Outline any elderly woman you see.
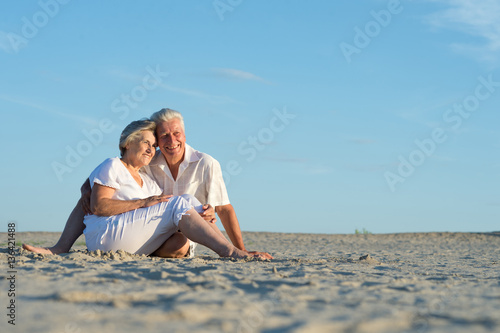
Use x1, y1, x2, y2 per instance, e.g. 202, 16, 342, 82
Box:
82, 119, 257, 259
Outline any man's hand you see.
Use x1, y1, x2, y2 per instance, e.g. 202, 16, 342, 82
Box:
80, 179, 92, 215
200, 204, 216, 223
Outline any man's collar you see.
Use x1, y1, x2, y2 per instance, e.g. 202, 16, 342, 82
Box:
149, 143, 199, 167
149, 150, 164, 166
182, 143, 200, 165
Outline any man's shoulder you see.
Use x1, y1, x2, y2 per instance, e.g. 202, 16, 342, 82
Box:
187, 144, 220, 166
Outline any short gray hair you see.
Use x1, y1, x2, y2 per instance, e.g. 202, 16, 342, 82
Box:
150, 108, 185, 132
119, 119, 156, 157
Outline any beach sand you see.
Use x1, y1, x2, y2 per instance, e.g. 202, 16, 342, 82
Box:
1, 231, 499, 332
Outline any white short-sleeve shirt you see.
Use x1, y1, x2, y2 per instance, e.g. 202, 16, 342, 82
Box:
142, 144, 230, 207
89, 157, 162, 199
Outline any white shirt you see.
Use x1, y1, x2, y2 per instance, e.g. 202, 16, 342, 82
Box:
89, 157, 162, 200
84, 157, 163, 243
142, 143, 230, 207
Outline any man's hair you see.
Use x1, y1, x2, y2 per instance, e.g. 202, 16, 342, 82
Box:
119, 119, 156, 157
150, 108, 185, 132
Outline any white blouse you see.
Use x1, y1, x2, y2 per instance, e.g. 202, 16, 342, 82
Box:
88, 157, 161, 200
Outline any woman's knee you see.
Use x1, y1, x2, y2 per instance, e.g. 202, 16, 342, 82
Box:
180, 193, 200, 205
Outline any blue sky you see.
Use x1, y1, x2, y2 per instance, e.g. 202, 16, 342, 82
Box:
1, 0, 499, 234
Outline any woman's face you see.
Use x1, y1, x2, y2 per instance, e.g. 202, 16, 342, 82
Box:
123, 130, 157, 167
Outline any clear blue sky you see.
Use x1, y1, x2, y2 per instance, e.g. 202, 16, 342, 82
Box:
1, 0, 499, 234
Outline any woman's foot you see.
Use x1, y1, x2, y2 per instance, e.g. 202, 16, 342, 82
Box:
22, 244, 59, 255
226, 247, 271, 260
247, 251, 274, 260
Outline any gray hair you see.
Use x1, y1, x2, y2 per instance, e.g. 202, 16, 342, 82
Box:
119, 119, 156, 157
150, 108, 185, 132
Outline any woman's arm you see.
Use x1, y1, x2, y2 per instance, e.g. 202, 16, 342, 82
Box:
90, 183, 171, 216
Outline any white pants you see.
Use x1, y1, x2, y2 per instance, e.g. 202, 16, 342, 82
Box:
84, 194, 203, 255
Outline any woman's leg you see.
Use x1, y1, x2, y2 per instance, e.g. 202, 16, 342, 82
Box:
92, 201, 181, 255
86, 196, 255, 259
177, 208, 248, 259
151, 194, 200, 258
179, 194, 228, 241
152, 194, 229, 258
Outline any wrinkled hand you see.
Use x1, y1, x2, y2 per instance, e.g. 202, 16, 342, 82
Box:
200, 204, 216, 223
142, 195, 173, 208
80, 179, 92, 215
247, 251, 274, 260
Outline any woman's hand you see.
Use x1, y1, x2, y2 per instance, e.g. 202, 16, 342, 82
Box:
142, 195, 173, 208
92, 185, 172, 217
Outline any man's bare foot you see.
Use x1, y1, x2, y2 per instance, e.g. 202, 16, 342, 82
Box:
22, 244, 59, 255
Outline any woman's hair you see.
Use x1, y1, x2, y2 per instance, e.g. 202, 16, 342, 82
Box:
150, 108, 185, 131
119, 119, 156, 157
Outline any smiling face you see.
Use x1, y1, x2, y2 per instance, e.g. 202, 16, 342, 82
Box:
122, 130, 157, 168
156, 119, 186, 164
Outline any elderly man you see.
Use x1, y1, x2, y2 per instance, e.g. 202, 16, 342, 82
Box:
24, 108, 272, 259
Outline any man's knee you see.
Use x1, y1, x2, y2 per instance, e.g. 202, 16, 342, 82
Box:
153, 232, 189, 258
169, 242, 190, 258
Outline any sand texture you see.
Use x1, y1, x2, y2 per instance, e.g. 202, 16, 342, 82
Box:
1, 231, 499, 332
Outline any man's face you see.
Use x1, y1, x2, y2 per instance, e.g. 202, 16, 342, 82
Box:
156, 119, 186, 161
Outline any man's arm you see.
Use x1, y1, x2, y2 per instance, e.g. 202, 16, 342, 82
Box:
22, 179, 90, 255
81, 178, 92, 214
215, 204, 246, 251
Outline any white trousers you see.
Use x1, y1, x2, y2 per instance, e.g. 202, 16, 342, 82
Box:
84, 194, 203, 255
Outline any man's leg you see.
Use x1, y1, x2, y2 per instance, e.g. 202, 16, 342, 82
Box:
22, 199, 86, 254
151, 231, 190, 258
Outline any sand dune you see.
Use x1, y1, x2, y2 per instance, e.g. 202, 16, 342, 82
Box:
1, 231, 499, 332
